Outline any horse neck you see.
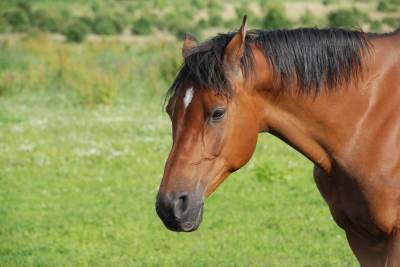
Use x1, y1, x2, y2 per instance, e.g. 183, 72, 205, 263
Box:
250, 48, 372, 173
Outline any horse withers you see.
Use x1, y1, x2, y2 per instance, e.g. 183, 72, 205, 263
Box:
156, 17, 400, 266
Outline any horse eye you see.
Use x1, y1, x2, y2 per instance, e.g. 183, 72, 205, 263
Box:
210, 107, 226, 122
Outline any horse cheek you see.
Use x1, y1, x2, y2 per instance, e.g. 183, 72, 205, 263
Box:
202, 121, 228, 157
228, 115, 259, 171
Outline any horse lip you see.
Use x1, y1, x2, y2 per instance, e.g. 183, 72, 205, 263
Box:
156, 192, 204, 232
161, 204, 203, 232
181, 204, 204, 232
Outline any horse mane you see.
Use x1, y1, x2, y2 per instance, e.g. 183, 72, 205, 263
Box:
167, 27, 372, 101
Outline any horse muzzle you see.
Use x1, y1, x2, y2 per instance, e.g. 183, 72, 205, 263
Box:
156, 191, 204, 232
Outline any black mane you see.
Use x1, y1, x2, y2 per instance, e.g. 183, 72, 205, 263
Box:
167, 27, 373, 100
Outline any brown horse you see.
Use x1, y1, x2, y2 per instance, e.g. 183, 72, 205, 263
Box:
156, 17, 400, 266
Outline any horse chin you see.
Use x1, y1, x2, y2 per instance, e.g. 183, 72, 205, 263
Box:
180, 204, 204, 232
171, 204, 204, 232
156, 197, 204, 232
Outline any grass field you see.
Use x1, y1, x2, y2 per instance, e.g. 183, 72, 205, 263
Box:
0, 34, 360, 266
0, 92, 356, 267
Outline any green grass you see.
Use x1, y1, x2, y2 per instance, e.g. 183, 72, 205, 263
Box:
0, 96, 356, 266
0, 35, 358, 266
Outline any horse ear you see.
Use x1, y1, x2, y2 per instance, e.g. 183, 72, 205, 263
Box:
182, 33, 198, 58
224, 16, 247, 75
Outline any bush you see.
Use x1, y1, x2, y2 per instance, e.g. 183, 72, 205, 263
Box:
322, 0, 336, 5
32, 9, 55, 32
369, 20, 383, 32
92, 15, 123, 35
131, 17, 152, 35
0, 16, 10, 33
16, 1, 32, 17
192, 0, 206, 9
382, 17, 399, 28
78, 16, 92, 29
3, 8, 31, 32
223, 18, 238, 29
235, 4, 253, 20
170, 21, 202, 40
157, 8, 201, 39
31, 9, 66, 33
234, 5, 261, 27
206, 0, 222, 12
222, 15, 261, 29
377, 0, 398, 12
209, 11, 223, 27
172, 19, 202, 41
299, 9, 318, 27
197, 18, 208, 28
328, 7, 370, 28
91, 2, 102, 13
263, 6, 293, 30
64, 19, 90, 43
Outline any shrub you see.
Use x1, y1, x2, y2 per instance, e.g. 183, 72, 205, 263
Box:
114, 11, 130, 27
251, 16, 264, 29
0, 17, 10, 33
64, 19, 90, 43
377, 0, 398, 12
235, 4, 253, 20
92, 15, 123, 35
263, 6, 293, 30
192, 0, 206, 9
34, 7, 72, 33
223, 18, 238, 29
79, 16, 92, 29
126, 3, 135, 13
131, 17, 152, 35
3, 8, 31, 32
299, 9, 318, 27
225, 15, 262, 30
382, 17, 399, 28
157, 11, 197, 39
206, 0, 222, 12
328, 7, 370, 28
174, 21, 202, 41
152, 15, 167, 32
234, 5, 260, 27
197, 18, 208, 28
369, 20, 383, 32
16, 1, 32, 17
31, 9, 65, 33
91, 2, 102, 13
322, 0, 336, 6
32, 9, 54, 31
209, 11, 223, 27
59, 7, 72, 22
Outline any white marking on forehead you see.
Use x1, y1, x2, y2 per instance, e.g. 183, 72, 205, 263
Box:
183, 87, 194, 109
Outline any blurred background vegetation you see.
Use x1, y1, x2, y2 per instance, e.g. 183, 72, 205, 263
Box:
0, 0, 399, 43
0, 0, 398, 106
0, 0, 399, 266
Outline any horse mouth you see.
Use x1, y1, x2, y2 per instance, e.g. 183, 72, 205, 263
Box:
180, 205, 204, 232
156, 200, 204, 232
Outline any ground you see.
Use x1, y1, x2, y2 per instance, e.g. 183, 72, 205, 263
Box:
0, 89, 356, 266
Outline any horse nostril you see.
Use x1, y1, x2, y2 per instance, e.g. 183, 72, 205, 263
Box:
173, 193, 189, 219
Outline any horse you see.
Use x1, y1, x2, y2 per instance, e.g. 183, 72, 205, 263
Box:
155, 16, 400, 266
